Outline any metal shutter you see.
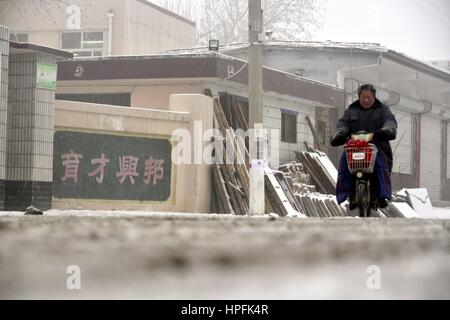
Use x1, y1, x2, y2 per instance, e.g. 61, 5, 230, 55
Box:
420, 115, 442, 201
448, 122, 450, 179
391, 109, 412, 174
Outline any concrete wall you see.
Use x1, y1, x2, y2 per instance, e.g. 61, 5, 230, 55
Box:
131, 84, 203, 109
53, 94, 213, 213
168, 94, 213, 213
56, 82, 204, 110
125, 0, 196, 55
0, 0, 195, 56
0, 25, 8, 209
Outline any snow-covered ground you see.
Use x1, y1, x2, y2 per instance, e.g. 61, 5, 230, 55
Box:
1, 211, 449, 299
429, 207, 450, 219
2, 206, 449, 219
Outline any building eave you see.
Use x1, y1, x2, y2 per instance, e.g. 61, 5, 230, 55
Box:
384, 50, 450, 83
9, 41, 73, 59
57, 53, 345, 108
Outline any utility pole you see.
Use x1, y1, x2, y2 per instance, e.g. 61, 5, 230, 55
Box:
248, 0, 263, 128
248, 0, 265, 215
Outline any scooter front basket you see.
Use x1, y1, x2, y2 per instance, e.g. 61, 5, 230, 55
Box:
344, 145, 378, 174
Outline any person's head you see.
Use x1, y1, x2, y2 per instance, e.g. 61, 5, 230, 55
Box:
358, 84, 377, 109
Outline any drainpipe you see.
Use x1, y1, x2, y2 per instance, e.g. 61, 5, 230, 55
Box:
107, 11, 114, 56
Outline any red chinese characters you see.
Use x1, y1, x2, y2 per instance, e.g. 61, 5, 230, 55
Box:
116, 156, 140, 184
88, 153, 110, 184
60, 150, 165, 186
144, 156, 165, 185
61, 150, 83, 183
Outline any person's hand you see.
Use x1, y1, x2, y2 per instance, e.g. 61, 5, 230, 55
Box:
330, 130, 347, 146
375, 127, 396, 140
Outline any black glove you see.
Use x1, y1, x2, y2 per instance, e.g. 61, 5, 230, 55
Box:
375, 127, 396, 140
330, 130, 348, 147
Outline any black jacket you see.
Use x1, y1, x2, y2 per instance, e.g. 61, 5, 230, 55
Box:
330, 99, 398, 171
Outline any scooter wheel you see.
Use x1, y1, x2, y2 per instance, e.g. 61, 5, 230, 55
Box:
357, 183, 368, 218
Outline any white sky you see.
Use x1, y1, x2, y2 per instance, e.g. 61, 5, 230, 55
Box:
314, 0, 450, 61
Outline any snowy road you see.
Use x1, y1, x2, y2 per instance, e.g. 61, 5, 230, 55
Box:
0, 211, 449, 299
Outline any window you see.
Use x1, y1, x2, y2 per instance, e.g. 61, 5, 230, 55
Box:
9, 33, 28, 42
281, 109, 298, 143
61, 32, 82, 49
82, 32, 103, 49
61, 31, 104, 57
55, 93, 131, 107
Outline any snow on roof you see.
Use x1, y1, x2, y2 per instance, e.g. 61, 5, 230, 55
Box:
71, 51, 220, 62
167, 40, 450, 78
167, 40, 388, 54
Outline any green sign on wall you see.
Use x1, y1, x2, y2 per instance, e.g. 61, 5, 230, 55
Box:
36, 62, 57, 90
53, 131, 173, 202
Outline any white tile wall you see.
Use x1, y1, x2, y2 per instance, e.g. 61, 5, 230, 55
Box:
6, 50, 56, 182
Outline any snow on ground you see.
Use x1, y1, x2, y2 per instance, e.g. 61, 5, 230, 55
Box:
430, 207, 450, 219
1, 213, 449, 299
2, 206, 449, 219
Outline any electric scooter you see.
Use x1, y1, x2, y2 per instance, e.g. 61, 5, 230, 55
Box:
344, 131, 378, 218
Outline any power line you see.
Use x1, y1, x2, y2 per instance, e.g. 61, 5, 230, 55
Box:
410, 0, 450, 27
39, 0, 56, 24
425, 0, 450, 22
409, 0, 450, 29
8, 0, 31, 29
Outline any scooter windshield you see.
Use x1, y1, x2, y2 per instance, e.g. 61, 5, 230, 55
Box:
351, 133, 374, 142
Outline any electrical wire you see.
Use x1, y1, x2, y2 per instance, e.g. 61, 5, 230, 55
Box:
8, 0, 31, 29
409, 0, 450, 29
424, 0, 450, 22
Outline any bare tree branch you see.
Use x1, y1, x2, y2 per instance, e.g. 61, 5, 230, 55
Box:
154, 0, 325, 45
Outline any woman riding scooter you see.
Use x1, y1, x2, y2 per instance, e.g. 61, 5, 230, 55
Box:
330, 84, 398, 212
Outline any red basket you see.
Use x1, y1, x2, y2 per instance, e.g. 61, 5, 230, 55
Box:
344, 145, 377, 173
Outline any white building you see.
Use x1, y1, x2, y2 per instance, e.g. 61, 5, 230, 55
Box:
0, 0, 196, 57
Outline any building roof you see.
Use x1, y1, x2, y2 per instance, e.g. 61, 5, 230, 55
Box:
168, 40, 450, 82
169, 41, 388, 54
57, 52, 345, 108
136, 0, 196, 27
9, 41, 73, 59
385, 50, 450, 82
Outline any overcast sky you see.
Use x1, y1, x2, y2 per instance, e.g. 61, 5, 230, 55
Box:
150, 0, 449, 60
315, 0, 450, 61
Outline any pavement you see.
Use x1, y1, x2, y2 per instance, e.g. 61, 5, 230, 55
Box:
0, 210, 449, 299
